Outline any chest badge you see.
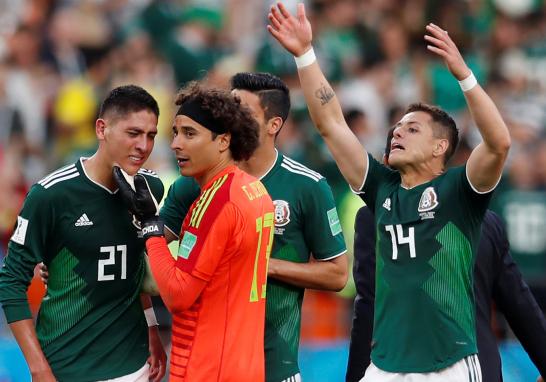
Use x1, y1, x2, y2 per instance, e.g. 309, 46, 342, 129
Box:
273, 200, 290, 235
418, 186, 438, 220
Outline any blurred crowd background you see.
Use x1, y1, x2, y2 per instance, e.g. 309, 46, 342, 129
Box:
0, 0, 545, 380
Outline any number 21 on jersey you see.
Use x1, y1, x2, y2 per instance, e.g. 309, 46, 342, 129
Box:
385, 224, 416, 260
250, 212, 275, 302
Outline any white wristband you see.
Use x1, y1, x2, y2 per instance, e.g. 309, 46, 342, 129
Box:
144, 307, 158, 327
458, 71, 477, 92
294, 47, 316, 69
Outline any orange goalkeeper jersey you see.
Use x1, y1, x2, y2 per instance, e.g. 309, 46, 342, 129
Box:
160, 165, 273, 381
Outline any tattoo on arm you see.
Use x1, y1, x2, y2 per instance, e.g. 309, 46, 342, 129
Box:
315, 84, 335, 105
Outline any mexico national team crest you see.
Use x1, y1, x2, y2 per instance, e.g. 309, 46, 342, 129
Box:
273, 200, 290, 234
418, 186, 438, 219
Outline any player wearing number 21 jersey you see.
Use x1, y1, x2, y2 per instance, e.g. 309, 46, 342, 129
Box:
0, 159, 164, 381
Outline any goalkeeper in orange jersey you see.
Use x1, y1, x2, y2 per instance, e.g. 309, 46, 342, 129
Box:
114, 82, 274, 382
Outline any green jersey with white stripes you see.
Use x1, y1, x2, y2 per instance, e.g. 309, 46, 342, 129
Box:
0, 159, 164, 382
358, 154, 491, 372
160, 152, 347, 382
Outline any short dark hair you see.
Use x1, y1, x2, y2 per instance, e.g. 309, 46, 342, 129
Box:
230, 72, 290, 127
404, 102, 459, 164
99, 85, 159, 121
175, 82, 259, 162
384, 126, 395, 158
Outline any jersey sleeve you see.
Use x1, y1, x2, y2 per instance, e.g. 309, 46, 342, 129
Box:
160, 176, 201, 238
359, 154, 398, 213
0, 185, 53, 322
302, 178, 347, 261
453, 165, 493, 220
176, 202, 240, 282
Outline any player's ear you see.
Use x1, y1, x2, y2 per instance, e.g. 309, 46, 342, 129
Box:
267, 116, 283, 136
218, 132, 231, 153
433, 138, 448, 157
96, 119, 107, 140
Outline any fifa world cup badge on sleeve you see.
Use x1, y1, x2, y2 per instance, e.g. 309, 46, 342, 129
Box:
11, 216, 29, 245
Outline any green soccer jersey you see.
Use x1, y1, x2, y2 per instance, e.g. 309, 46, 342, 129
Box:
0, 159, 164, 382
160, 152, 347, 381
359, 154, 491, 373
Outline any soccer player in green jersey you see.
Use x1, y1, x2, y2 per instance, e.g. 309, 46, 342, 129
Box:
0, 85, 167, 382
268, 3, 511, 381
160, 72, 348, 382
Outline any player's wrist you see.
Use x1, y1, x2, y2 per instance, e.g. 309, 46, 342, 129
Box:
144, 307, 159, 327
141, 217, 164, 241
294, 46, 316, 69
458, 70, 477, 92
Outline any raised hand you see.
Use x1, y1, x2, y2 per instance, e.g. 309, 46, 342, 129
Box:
267, 3, 312, 57
424, 23, 471, 81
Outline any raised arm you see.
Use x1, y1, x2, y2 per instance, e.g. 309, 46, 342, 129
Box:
425, 23, 510, 191
267, 3, 367, 190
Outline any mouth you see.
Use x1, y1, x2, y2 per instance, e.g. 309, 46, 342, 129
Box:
390, 142, 405, 153
176, 156, 189, 167
129, 155, 145, 164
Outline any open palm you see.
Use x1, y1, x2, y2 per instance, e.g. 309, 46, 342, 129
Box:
267, 3, 312, 57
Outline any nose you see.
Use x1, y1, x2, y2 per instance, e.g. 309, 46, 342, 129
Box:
393, 126, 403, 138
170, 134, 183, 152
136, 135, 153, 153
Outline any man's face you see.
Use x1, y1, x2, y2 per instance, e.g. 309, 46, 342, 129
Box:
101, 109, 158, 175
171, 114, 227, 180
232, 89, 267, 143
388, 111, 437, 169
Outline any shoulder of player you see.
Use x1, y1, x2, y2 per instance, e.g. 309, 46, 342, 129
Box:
278, 155, 325, 185
35, 163, 81, 193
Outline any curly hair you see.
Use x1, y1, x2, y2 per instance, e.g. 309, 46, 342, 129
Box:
175, 82, 259, 162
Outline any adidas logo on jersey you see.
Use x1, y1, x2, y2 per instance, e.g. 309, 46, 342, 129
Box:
383, 198, 391, 211
75, 213, 93, 227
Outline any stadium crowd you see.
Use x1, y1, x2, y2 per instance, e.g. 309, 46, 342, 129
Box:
0, 0, 545, 378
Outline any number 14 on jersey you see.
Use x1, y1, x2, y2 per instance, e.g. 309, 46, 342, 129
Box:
385, 224, 416, 260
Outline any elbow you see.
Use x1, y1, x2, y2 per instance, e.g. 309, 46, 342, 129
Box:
496, 132, 511, 155
330, 269, 349, 292
167, 299, 194, 315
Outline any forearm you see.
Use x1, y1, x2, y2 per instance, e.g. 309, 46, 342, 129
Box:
146, 237, 206, 313
9, 319, 52, 375
463, 84, 511, 154
268, 256, 348, 291
298, 62, 367, 189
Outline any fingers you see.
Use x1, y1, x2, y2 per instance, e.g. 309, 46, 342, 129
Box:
425, 23, 454, 47
112, 166, 135, 192
134, 174, 149, 193
426, 44, 448, 59
268, 12, 282, 31
270, 4, 285, 25
277, 2, 292, 19
424, 34, 449, 54
147, 357, 159, 380
297, 3, 306, 23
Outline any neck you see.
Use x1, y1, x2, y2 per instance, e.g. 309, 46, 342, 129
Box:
399, 163, 444, 189
196, 157, 235, 188
83, 152, 116, 191
238, 143, 277, 179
